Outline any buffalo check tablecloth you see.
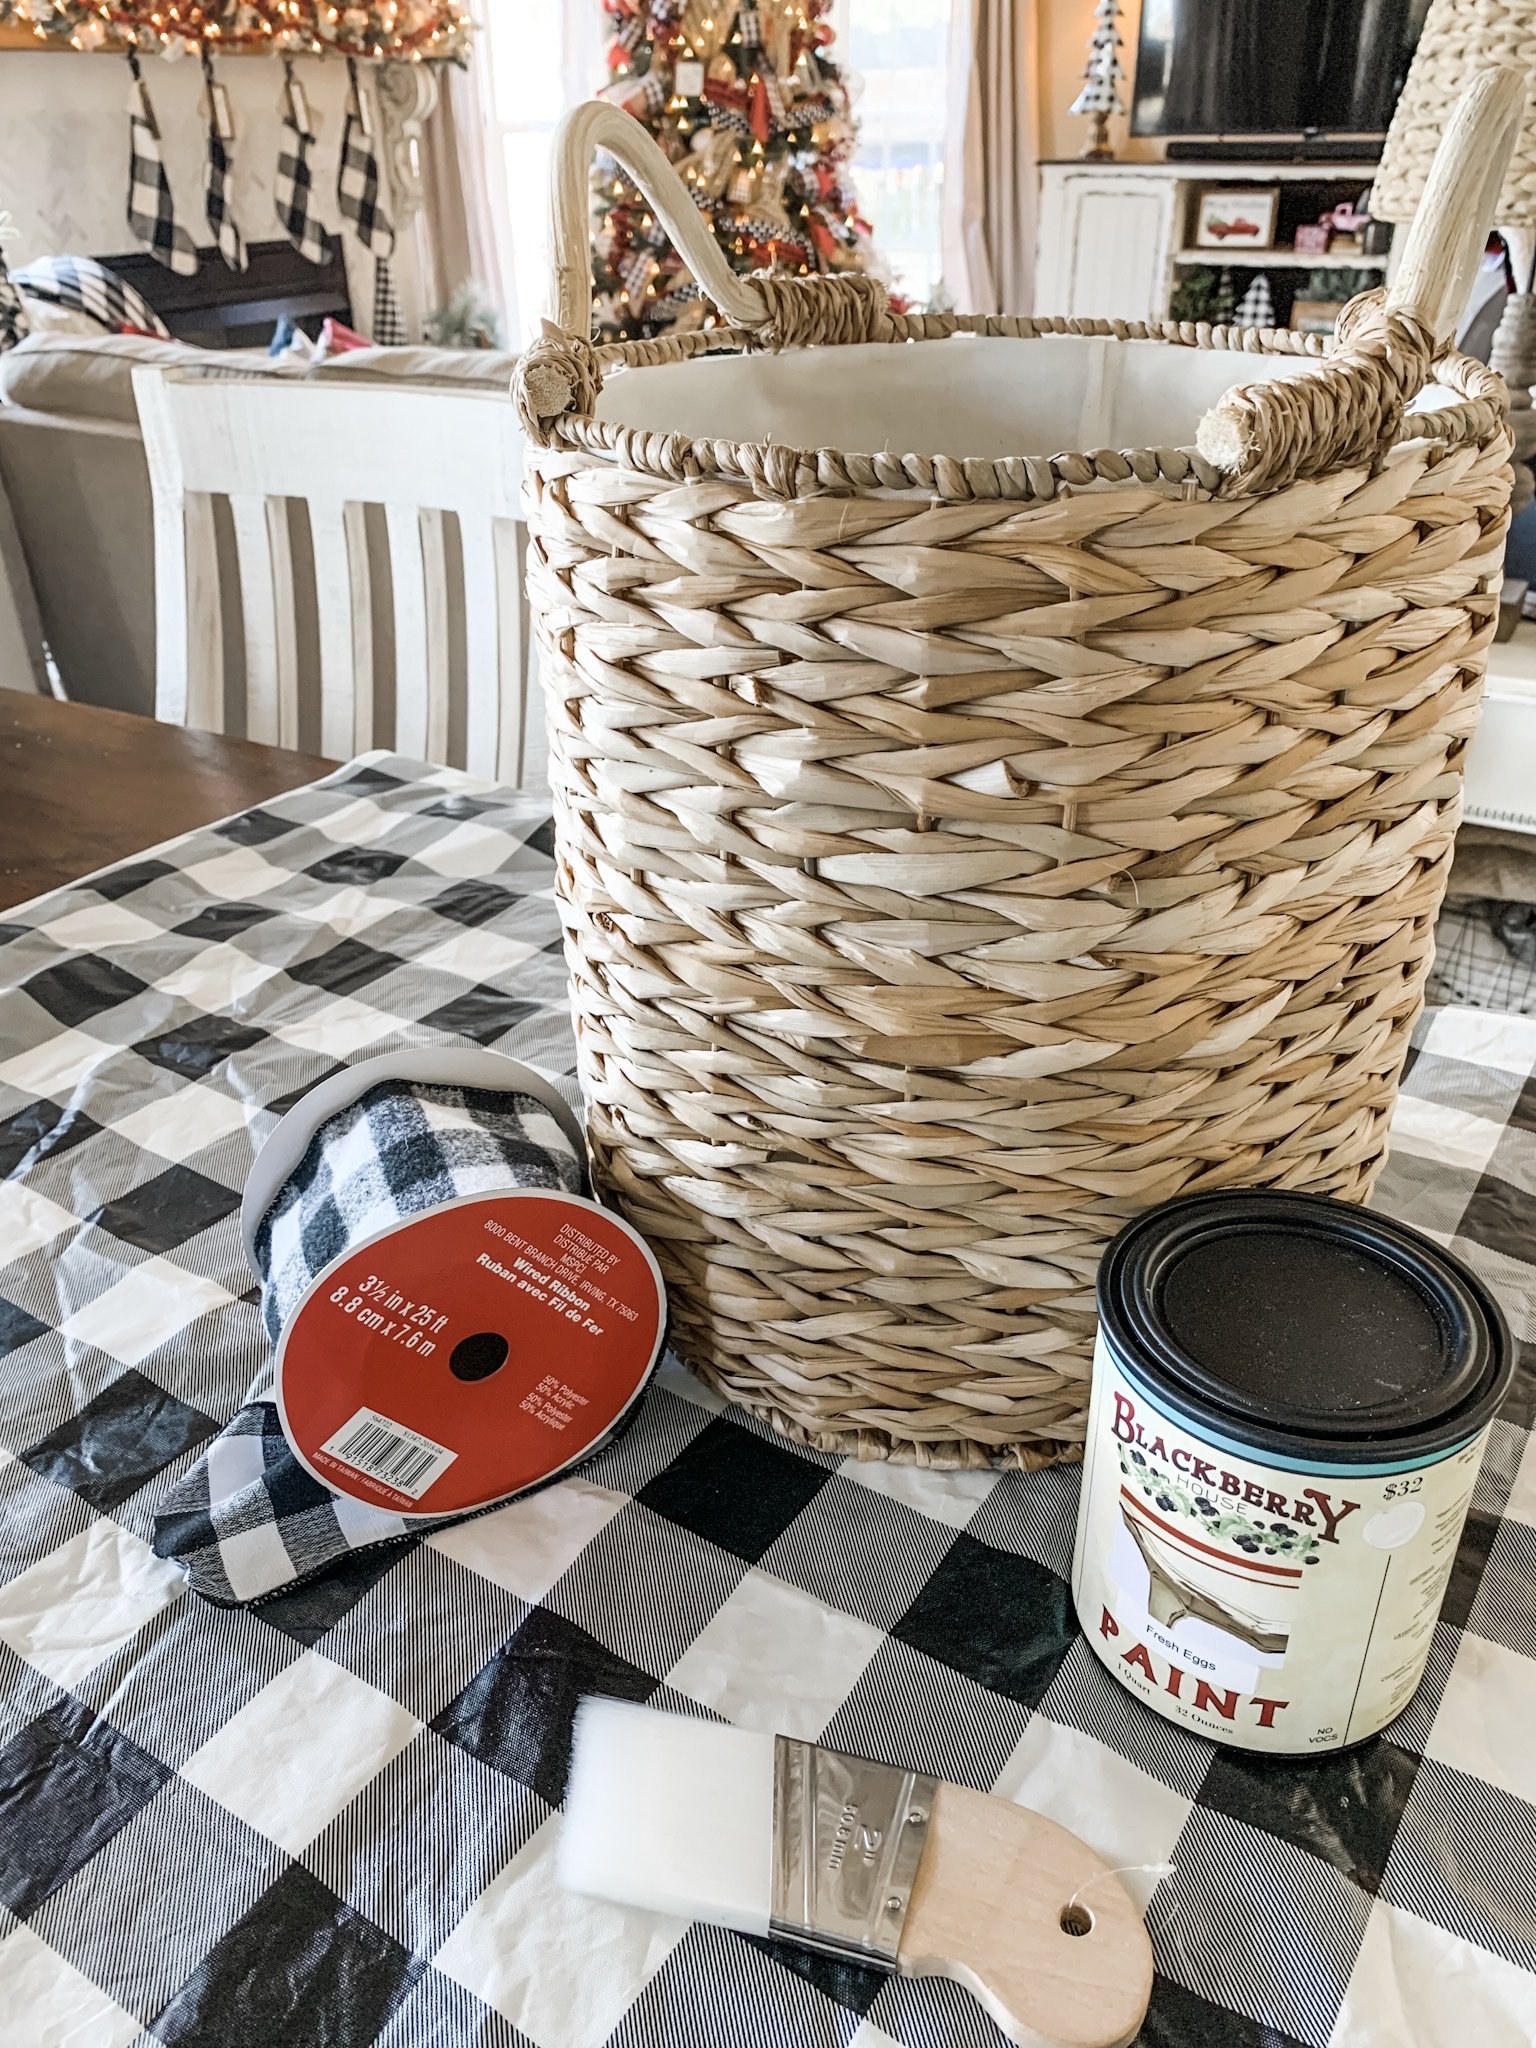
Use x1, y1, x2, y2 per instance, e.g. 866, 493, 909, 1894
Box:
0, 753, 1534, 2048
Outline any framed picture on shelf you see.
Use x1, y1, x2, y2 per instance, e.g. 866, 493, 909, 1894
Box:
1193, 188, 1278, 251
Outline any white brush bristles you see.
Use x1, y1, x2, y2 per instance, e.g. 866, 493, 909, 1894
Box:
559, 1697, 776, 1935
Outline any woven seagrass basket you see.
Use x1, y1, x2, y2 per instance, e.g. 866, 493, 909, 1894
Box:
516, 75, 1522, 1470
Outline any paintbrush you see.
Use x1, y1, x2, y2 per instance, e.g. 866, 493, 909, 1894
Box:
559, 1697, 1153, 2048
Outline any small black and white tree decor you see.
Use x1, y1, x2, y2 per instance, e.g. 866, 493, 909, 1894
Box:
1069, 0, 1125, 161
1234, 272, 1275, 329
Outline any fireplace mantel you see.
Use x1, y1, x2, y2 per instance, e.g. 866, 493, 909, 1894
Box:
0, 48, 435, 340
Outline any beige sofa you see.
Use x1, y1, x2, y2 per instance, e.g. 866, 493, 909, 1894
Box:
0, 332, 518, 716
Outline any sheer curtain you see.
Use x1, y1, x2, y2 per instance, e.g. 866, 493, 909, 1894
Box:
837, 0, 952, 307
940, 0, 1038, 315
427, 0, 605, 347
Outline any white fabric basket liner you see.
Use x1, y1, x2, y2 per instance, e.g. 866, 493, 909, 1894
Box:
592, 335, 1466, 466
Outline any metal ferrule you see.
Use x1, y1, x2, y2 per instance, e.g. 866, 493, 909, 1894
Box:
769, 1737, 936, 1968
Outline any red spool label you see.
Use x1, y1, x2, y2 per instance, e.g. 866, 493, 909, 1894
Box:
275, 1191, 665, 1518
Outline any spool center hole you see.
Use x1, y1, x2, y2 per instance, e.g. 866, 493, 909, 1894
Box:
1059, 1902, 1093, 1938
450, 1331, 510, 1382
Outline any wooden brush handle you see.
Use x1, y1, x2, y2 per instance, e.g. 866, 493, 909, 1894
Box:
896, 1780, 1153, 2048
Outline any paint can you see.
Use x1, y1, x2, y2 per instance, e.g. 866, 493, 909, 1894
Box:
1072, 1190, 1512, 1753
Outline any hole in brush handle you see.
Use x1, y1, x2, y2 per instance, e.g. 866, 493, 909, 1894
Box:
1059, 1902, 1094, 1937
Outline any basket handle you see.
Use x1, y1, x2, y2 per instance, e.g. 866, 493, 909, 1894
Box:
548, 99, 769, 339
1196, 66, 1528, 494
1386, 65, 1526, 342
515, 99, 893, 437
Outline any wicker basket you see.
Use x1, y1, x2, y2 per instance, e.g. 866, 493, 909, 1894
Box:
517, 74, 1523, 1471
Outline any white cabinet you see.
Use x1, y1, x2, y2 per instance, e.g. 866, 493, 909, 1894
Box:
1035, 160, 1384, 325
1036, 169, 1176, 323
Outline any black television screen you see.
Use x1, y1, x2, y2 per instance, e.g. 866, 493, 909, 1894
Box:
1131, 0, 1429, 140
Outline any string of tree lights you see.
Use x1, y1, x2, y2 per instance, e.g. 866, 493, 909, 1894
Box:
0, 0, 470, 61
592, 0, 879, 340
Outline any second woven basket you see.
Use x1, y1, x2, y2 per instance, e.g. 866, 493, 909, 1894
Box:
518, 74, 1523, 1469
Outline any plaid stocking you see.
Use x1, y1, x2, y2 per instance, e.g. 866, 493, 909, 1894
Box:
337, 57, 405, 341
202, 49, 247, 272
275, 59, 331, 266
336, 59, 394, 256
127, 52, 198, 276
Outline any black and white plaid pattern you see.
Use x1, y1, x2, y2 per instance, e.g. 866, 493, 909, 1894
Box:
650, 278, 703, 323
337, 60, 394, 260
0, 754, 1534, 2047
1235, 273, 1276, 328
201, 49, 247, 274
617, 244, 656, 299
275, 59, 331, 268
1430, 899, 1536, 1015
337, 56, 405, 343
254, 1081, 583, 1348
371, 254, 406, 345
12, 252, 171, 338
152, 1080, 585, 1605
0, 246, 28, 352
636, 70, 668, 117
126, 52, 198, 278
708, 97, 754, 138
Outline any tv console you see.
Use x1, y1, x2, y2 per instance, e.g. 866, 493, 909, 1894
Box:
1166, 139, 1382, 165
1035, 158, 1387, 328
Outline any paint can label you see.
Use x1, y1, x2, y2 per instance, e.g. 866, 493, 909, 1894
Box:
1072, 1329, 1489, 1751
277, 1190, 665, 1519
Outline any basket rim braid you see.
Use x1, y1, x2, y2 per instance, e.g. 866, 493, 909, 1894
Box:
522, 301, 1506, 507
516, 75, 1525, 1467
516, 90, 1517, 505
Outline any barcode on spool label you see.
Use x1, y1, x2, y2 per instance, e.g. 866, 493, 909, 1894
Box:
318, 1407, 457, 1501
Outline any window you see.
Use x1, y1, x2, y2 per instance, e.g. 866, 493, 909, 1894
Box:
482, 3, 605, 339
838, 0, 952, 307
477, 0, 954, 335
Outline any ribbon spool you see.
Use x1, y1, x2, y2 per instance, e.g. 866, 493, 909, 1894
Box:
242, 1050, 667, 1522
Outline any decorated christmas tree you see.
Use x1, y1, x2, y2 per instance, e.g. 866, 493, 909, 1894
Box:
1069, 0, 1125, 161
591, 0, 875, 341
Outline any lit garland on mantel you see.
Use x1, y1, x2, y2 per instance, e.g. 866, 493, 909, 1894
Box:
0, 0, 470, 62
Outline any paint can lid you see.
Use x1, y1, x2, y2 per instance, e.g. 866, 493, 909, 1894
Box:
1097, 1191, 1513, 1464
